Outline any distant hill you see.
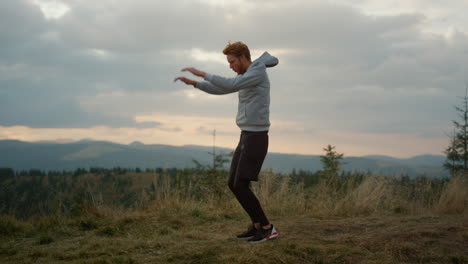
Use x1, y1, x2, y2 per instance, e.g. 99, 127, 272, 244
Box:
0, 140, 449, 177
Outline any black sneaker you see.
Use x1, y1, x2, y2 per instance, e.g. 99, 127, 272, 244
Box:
236, 224, 257, 239
248, 225, 279, 243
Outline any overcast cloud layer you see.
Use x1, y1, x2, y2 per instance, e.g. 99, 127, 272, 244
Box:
1, 0, 467, 157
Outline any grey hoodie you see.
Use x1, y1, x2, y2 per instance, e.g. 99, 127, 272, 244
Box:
196, 52, 279, 132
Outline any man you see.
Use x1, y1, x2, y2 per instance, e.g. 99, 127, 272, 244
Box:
174, 41, 279, 243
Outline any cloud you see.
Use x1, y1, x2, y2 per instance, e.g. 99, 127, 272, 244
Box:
32, 0, 70, 20
1, 0, 467, 156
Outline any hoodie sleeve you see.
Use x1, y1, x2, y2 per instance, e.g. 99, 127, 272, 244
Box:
201, 63, 265, 93
195, 80, 237, 95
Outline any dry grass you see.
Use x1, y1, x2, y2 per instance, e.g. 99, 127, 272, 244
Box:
436, 175, 468, 215
1, 171, 467, 263
1, 203, 467, 264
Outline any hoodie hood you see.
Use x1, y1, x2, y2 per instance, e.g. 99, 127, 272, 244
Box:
254, 51, 279, 68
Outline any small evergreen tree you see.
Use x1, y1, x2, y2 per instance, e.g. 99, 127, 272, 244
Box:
319, 145, 345, 194
444, 88, 468, 177
320, 145, 344, 177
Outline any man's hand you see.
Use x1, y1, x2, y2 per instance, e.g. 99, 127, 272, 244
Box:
182, 67, 206, 78
174, 76, 197, 87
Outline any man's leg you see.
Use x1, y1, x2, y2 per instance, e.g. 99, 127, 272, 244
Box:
228, 131, 278, 242
229, 177, 278, 243
228, 178, 270, 227
228, 133, 269, 227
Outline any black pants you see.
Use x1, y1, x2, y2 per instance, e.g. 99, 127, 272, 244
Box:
228, 131, 269, 226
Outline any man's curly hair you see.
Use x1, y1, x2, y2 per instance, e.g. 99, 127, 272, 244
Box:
223, 41, 251, 61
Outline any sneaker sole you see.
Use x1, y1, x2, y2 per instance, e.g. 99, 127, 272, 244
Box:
248, 232, 279, 243
237, 236, 254, 240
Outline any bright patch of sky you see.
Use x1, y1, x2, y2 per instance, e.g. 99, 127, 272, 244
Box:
32, 0, 70, 20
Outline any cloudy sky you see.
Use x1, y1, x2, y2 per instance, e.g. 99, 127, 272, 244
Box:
1, 0, 468, 158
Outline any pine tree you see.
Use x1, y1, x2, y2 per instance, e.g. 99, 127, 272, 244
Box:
320, 145, 344, 177
444, 87, 468, 177
320, 145, 344, 192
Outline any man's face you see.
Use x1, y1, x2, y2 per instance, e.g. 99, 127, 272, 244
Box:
227, 54, 247, 75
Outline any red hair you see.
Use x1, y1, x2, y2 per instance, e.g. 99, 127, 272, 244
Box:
223, 41, 251, 61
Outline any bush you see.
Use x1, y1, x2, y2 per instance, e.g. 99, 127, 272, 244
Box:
37, 233, 54, 245
0, 216, 24, 236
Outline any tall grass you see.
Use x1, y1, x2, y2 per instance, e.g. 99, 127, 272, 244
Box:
252, 171, 465, 217
436, 174, 468, 214
137, 169, 461, 218
0, 168, 466, 222
2, 169, 467, 264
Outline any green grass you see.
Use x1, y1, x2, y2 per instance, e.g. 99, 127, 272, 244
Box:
1, 171, 467, 263
0, 201, 467, 264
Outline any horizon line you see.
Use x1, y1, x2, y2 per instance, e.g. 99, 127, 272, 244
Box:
0, 138, 445, 159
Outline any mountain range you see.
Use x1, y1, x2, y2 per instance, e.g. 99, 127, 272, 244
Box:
0, 140, 449, 178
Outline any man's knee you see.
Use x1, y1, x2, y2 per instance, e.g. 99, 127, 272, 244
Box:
229, 179, 248, 194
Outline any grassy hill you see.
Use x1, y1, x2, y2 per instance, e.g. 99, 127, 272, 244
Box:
1, 207, 467, 263
1, 169, 466, 263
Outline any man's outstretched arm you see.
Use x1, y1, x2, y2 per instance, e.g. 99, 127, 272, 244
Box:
196, 80, 238, 95
174, 76, 197, 87
174, 67, 237, 95
181, 66, 264, 92
174, 76, 237, 95
173, 67, 206, 86
181, 67, 206, 78
204, 66, 264, 91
